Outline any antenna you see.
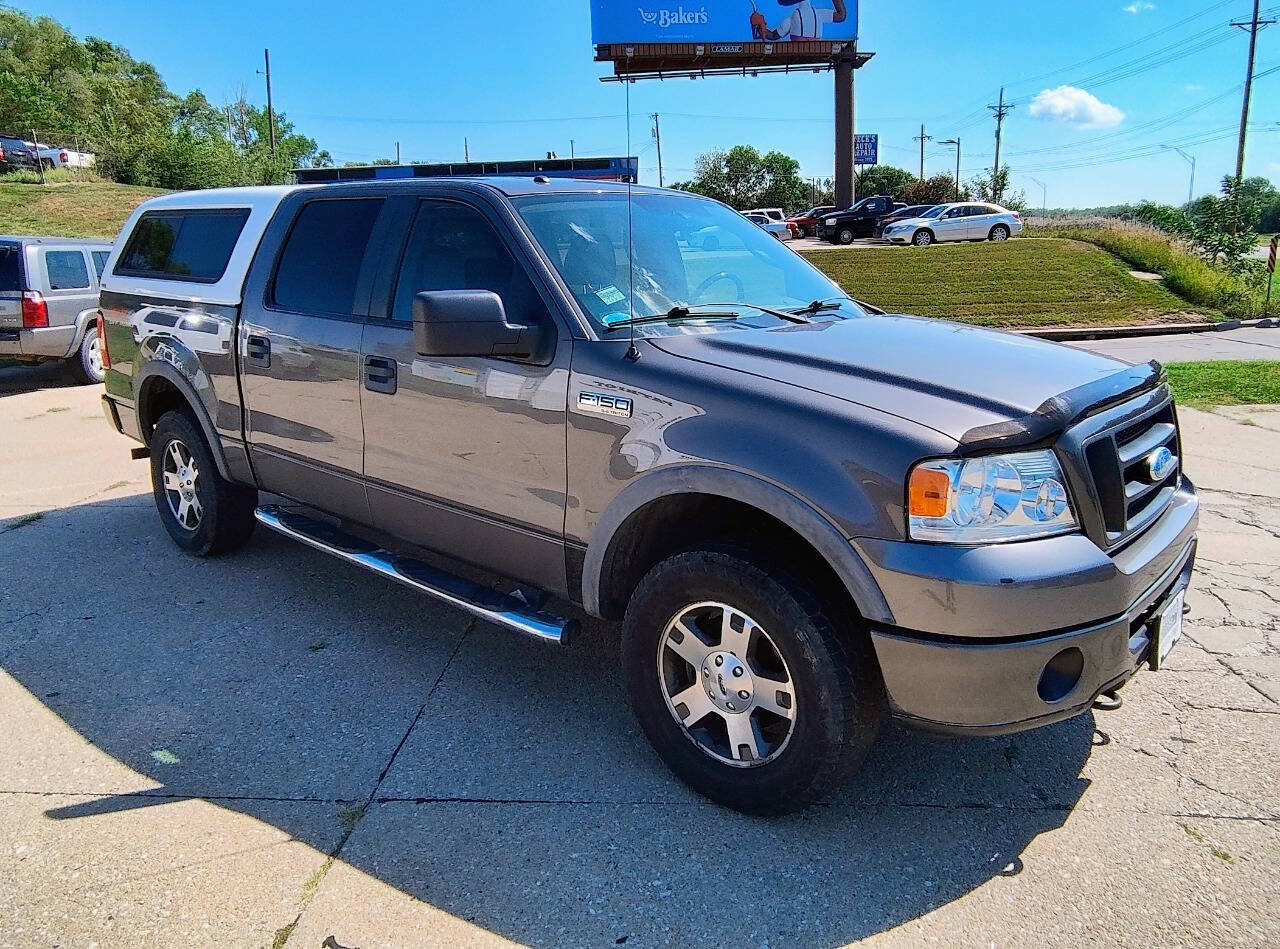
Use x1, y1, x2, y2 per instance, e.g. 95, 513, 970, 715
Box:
624, 67, 639, 361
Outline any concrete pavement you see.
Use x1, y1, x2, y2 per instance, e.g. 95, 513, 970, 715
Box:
1071, 326, 1280, 365
1, 368, 1277, 948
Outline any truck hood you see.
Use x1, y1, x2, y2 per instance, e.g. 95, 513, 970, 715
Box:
647, 315, 1143, 445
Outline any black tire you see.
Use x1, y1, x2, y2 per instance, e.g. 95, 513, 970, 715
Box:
912, 229, 934, 247
150, 410, 257, 557
622, 545, 886, 815
797, 225, 809, 239
837, 227, 856, 245
989, 224, 1010, 242
67, 327, 104, 385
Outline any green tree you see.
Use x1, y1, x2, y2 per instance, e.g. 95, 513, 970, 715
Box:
671, 145, 809, 211
969, 166, 1028, 213
855, 165, 916, 200
902, 175, 967, 205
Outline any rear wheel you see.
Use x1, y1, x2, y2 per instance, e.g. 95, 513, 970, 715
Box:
150, 410, 257, 556
989, 224, 1011, 242
912, 229, 934, 247
623, 546, 885, 815
68, 328, 104, 385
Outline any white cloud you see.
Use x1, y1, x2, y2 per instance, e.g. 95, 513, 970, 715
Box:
1029, 86, 1126, 128
1124, 2, 1156, 13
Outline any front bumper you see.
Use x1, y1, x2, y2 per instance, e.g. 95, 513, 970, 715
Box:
859, 482, 1199, 734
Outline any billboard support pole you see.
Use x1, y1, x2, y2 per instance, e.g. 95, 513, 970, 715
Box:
835, 55, 855, 209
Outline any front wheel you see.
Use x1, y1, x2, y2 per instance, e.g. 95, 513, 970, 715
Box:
150, 410, 258, 556
912, 229, 934, 247
837, 227, 856, 245
623, 546, 885, 815
989, 224, 1011, 242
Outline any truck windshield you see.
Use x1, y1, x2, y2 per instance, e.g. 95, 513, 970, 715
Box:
513, 192, 862, 337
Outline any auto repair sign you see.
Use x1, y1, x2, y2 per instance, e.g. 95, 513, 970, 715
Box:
591, 1, 859, 44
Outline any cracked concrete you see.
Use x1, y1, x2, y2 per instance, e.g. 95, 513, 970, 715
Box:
1, 376, 1277, 948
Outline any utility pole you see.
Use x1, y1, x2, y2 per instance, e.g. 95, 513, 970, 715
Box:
395, 141, 401, 165
570, 139, 576, 159
1232, 1, 1274, 183
464, 137, 470, 162
263, 49, 276, 157
988, 87, 1014, 200
941, 138, 961, 202
913, 124, 931, 180
651, 113, 664, 188
1169, 146, 1196, 205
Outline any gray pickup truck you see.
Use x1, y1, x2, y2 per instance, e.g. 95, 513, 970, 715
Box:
99, 179, 1198, 814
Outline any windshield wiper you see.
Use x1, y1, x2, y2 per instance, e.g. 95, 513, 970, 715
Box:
603, 302, 811, 332
789, 296, 856, 316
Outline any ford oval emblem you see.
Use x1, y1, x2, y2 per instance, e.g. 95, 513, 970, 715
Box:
1145, 447, 1176, 482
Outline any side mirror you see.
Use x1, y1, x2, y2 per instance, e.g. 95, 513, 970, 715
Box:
412, 290, 545, 360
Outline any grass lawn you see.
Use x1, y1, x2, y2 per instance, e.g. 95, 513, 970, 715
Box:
803, 238, 1217, 329
0, 180, 163, 240
1165, 361, 1280, 409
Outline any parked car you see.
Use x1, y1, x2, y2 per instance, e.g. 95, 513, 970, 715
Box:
816, 195, 897, 244
0, 134, 38, 171
99, 179, 1198, 815
0, 236, 114, 383
874, 204, 937, 239
36, 145, 96, 170
884, 202, 1023, 247
787, 205, 836, 238
745, 212, 792, 240
744, 207, 786, 224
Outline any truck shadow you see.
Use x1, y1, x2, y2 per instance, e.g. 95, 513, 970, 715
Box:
3, 495, 1095, 947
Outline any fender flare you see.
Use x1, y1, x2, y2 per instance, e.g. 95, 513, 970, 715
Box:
581, 466, 893, 625
135, 360, 234, 482
65, 306, 99, 358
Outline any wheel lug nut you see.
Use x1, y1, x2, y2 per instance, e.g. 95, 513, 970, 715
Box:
732, 667, 744, 678
738, 690, 750, 700
715, 656, 724, 667
726, 702, 736, 711
702, 667, 709, 677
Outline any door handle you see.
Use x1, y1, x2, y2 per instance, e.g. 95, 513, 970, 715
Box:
364, 355, 397, 395
245, 335, 271, 369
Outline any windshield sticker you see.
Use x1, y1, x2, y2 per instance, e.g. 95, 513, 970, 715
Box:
595, 286, 627, 306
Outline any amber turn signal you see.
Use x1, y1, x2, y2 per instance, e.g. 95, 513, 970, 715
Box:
909, 467, 951, 519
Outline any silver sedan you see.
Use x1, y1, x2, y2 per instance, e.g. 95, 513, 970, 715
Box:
882, 202, 1023, 247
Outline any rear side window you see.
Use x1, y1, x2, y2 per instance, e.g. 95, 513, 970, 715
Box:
117, 209, 250, 283
0, 243, 22, 292
272, 199, 383, 316
91, 250, 110, 279
45, 251, 90, 290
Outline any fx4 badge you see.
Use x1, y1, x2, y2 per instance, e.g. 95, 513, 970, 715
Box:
578, 392, 633, 419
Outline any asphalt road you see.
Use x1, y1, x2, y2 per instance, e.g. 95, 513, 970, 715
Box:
1, 367, 1277, 948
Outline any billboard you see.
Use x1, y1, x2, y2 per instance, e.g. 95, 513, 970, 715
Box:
855, 134, 877, 166
590, 1, 858, 45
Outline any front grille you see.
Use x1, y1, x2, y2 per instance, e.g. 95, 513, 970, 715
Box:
1083, 397, 1180, 549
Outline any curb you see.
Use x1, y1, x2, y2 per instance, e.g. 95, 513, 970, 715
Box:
1021, 318, 1277, 342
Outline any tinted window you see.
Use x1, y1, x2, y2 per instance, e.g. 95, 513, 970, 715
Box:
118, 209, 249, 282
392, 200, 544, 328
91, 250, 110, 279
273, 199, 383, 315
0, 243, 22, 292
45, 250, 90, 290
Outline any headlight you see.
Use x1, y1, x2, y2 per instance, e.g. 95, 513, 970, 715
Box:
824, 217, 838, 225
908, 450, 1076, 543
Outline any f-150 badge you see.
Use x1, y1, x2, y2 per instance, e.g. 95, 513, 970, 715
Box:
578, 392, 633, 418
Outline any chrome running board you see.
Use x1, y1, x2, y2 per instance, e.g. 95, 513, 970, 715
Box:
254, 505, 575, 645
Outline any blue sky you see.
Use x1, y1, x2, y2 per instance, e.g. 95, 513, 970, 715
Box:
19, 0, 1280, 207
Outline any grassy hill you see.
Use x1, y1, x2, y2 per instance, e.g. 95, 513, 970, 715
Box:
804, 238, 1219, 328
0, 179, 164, 240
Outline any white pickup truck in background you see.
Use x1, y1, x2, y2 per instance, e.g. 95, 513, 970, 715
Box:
35, 145, 96, 169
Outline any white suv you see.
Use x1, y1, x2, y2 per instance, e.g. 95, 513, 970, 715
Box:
883, 203, 1023, 247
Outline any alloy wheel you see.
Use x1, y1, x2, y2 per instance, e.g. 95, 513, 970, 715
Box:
161, 439, 203, 531
657, 601, 797, 767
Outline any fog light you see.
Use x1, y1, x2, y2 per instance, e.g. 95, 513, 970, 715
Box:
1038, 647, 1084, 703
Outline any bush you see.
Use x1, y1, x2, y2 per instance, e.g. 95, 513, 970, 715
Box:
1029, 219, 1269, 318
